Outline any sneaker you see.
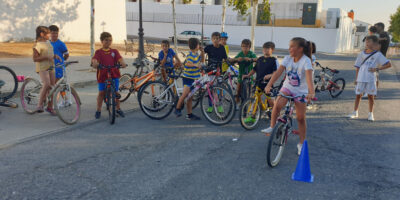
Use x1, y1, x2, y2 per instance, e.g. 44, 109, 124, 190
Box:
368, 112, 374, 121
261, 127, 273, 135
206, 107, 213, 113
186, 113, 201, 120
297, 143, 303, 156
217, 106, 224, 113
347, 111, 358, 119
45, 107, 56, 116
36, 106, 44, 113
244, 116, 255, 123
174, 109, 182, 117
116, 109, 125, 118
95, 111, 101, 119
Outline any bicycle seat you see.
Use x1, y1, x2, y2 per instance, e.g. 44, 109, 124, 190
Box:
331, 69, 339, 74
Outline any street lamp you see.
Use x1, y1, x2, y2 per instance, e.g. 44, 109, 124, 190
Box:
200, 0, 206, 46
138, 0, 145, 60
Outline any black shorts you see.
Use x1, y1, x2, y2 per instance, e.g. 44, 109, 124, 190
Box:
257, 82, 268, 91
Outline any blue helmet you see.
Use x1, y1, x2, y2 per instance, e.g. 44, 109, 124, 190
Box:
221, 32, 228, 38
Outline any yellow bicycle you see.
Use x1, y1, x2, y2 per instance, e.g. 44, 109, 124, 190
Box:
239, 79, 279, 130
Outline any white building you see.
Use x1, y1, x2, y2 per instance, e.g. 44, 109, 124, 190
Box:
126, 1, 355, 53
354, 20, 371, 49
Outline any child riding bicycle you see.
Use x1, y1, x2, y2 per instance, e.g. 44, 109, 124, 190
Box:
262, 37, 315, 156
174, 38, 205, 120
158, 40, 182, 83
231, 39, 257, 108
242, 42, 279, 122
91, 32, 127, 119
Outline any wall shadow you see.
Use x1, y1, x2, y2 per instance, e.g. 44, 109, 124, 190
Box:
0, 0, 80, 41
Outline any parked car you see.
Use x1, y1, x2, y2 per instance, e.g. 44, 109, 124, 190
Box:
170, 31, 210, 45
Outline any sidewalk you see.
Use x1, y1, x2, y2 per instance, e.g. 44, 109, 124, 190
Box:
0, 84, 140, 149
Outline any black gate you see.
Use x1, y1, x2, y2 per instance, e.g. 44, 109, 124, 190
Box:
302, 3, 317, 25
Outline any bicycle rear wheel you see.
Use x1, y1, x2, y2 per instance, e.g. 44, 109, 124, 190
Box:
241, 78, 252, 102
329, 78, 345, 98
0, 66, 18, 101
138, 81, 175, 120
53, 85, 81, 125
20, 78, 42, 114
266, 121, 287, 167
119, 73, 133, 102
106, 86, 116, 124
200, 85, 235, 125
239, 98, 261, 130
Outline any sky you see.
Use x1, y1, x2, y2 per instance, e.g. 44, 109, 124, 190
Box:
323, 0, 399, 30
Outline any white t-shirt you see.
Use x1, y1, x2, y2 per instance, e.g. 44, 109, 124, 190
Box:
281, 55, 313, 95
354, 51, 389, 83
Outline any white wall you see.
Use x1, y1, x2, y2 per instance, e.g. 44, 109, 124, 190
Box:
0, 0, 127, 43
127, 21, 340, 53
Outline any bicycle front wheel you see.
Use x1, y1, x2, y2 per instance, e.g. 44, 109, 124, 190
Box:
0, 66, 18, 101
329, 78, 345, 98
200, 85, 235, 126
119, 73, 133, 102
106, 86, 116, 124
138, 81, 175, 120
53, 86, 81, 125
266, 121, 287, 168
20, 78, 42, 114
239, 98, 261, 130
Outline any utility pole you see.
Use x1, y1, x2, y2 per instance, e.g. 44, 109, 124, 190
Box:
172, 0, 178, 54
90, 0, 95, 58
138, 0, 145, 60
221, 0, 226, 32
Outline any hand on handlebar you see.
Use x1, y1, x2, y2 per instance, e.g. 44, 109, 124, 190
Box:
306, 93, 315, 102
264, 85, 272, 95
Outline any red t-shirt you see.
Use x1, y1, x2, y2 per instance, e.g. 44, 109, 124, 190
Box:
92, 48, 122, 83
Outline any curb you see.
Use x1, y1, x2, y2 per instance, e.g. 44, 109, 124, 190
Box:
0, 107, 140, 151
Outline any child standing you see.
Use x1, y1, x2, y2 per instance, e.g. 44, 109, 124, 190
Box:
158, 40, 182, 83
33, 26, 61, 114
347, 35, 391, 121
242, 42, 279, 122
175, 38, 205, 120
91, 32, 127, 119
220, 32, 230, 73
262, 37, 315, 156
49, 25, 69, 82
233, 39, 257, 107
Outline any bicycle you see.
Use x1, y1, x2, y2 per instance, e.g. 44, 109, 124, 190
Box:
138, 68, 200, 120
266, 93, 314, 168
314, 61, 346, 98
0, 65, 19, 108
222, 59, 239, 95
98, 64, 125, 125
239, 79, 280, 130
118, 56, 162, 102
20, 61, 81, 125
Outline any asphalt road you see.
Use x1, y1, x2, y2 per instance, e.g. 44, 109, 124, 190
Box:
0, 58, 399, 199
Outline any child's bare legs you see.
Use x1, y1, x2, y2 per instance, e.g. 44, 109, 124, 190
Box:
368, 94, 374, 112
269, 95, 288, 128
353, 94, 362, 111
235, 83, 241, 103
38, 71, 51, 109
47, 70, 56, 109
267, 98, 274, 108
186, 96, 193, 114
177, 86, 190, 110
294, 101, 307, 144
97, 91, 105, 112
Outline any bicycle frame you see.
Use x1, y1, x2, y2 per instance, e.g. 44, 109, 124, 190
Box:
120, 65, 159, 93
247, 87, 273, 116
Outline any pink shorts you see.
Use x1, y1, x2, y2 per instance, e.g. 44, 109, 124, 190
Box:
279, 87, 307, 103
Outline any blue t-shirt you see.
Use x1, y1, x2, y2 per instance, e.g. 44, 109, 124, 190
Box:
50, 40, 68, 65
158, 48, 176, 68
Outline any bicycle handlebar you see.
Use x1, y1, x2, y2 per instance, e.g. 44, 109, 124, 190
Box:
98, 64, 121, 70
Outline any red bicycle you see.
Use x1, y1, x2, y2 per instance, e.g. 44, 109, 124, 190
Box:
314, 62, 346, 98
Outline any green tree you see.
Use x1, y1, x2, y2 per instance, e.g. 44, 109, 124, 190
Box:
228, 0, 271, 51
389, 6, 400, 42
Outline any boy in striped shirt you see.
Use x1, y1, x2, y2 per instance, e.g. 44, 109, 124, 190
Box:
175, 38, 204, 120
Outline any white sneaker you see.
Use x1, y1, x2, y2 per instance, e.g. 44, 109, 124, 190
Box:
297, 143, 303, 156
347, 111, 358, 119
368, 112, 374, 121
261, 127, 273, 134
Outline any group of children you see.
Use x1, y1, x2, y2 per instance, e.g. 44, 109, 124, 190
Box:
32, 25, 392, 156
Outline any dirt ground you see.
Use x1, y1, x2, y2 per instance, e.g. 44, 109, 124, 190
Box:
0, 42, 164, 58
